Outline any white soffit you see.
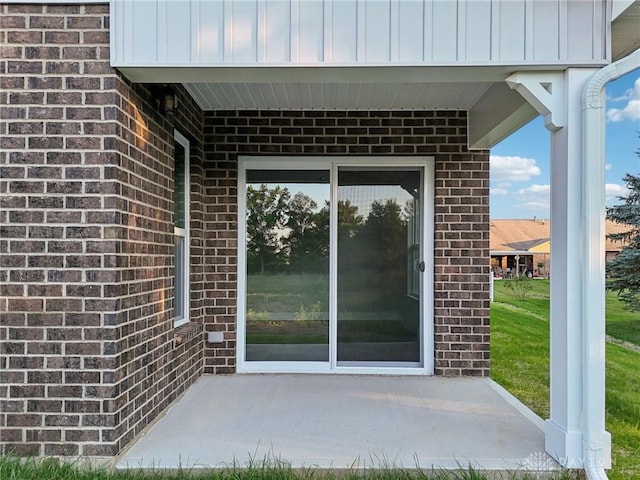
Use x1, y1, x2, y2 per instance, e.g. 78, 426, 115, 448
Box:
612, 0, 640, 61
183, 81, 492, 111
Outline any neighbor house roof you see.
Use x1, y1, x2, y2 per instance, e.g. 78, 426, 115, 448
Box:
490, 219, 629, 254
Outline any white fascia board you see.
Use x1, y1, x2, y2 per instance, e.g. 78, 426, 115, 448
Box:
113, 65, 525, 84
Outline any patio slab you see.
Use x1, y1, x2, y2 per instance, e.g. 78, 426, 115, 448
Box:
117, 374, 556, 472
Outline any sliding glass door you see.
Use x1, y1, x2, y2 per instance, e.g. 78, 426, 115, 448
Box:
244, 169, 330, 362
239, 158, 430, 372
336, 169, 422, 365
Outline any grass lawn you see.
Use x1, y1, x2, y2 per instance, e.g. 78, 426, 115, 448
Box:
491, 279, 640, 480
605, 288, 640, 345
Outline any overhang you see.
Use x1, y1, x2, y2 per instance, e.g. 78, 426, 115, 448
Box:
111, 0, 627, 150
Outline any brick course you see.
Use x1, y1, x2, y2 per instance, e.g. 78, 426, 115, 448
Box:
1, 3, 204, 457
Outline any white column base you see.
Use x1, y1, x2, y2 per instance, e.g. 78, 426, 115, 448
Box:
585, 431, 612, 470
545, 419, 583, 467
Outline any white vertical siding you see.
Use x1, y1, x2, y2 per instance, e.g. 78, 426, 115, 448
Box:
531, 1, 560, 61
196, 0, 224, 63
461, 0, 492, 62
396, 1, 423, 62
293, 0, 324, 63
494, 1, 526, 61
111, 0, 610, 67
165, 1, 192, 63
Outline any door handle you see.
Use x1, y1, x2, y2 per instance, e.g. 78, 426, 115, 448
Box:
418, 261, 425, 272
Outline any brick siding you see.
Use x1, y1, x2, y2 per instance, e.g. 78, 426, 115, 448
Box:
202, 111, 491, 376
1, 3, 204, 456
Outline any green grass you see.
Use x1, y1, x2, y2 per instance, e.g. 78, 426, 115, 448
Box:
491, 278, 640, 480
247, 273, 329, 316
605, 289, 640, 345
494, 279, 640, 346
0, 456, 585, 480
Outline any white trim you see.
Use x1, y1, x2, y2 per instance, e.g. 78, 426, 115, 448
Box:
237, 156, 435, 375
506, 72, 566, 130
173, 130, 190, 328
422, 159, 435, 375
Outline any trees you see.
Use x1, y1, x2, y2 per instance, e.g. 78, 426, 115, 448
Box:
246, 185, 330, 274
246, 184, 290, 273
606, 173, 640, 312
286, 193, 329, 273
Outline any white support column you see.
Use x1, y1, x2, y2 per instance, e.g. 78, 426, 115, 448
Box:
545, 68, 598, 468
507, 68, 599, 468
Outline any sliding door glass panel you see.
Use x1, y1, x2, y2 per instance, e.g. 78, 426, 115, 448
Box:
337, 169, 421, 364
245, 169, 330, 362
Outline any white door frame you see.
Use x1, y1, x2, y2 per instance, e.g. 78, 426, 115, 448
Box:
237, 156, 434, 375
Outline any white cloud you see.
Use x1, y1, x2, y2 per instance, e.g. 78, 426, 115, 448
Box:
490, 187, 509, 195
515, 184, 551, 213
606, 77, 640, 122
516, 184, 551, 195
606, 183, 630, 205
490, 155, 542, 182
605, 164, 612, 171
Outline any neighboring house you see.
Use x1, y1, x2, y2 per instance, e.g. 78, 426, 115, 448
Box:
490, 219, 629, 277
1, 0, 639, 475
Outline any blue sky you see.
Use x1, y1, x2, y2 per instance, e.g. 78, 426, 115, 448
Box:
490, 69, 640, 219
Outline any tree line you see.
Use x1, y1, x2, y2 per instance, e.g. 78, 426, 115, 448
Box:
246, 184, 414, 280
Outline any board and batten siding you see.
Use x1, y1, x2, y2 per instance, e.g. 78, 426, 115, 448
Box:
110, 0, 610, 68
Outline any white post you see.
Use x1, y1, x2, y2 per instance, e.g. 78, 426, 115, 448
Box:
544, 68, 598, 467
507, 68, 599, 469
490, 273, 494, 302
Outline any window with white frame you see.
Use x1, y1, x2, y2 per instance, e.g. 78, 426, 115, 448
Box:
173, 130, 190, 327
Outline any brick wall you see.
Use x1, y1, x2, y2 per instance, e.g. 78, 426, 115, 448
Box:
202, 111, 491, 376
1, 3, 205, 456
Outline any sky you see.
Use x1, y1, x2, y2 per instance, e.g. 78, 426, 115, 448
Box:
490, 69, 640, 219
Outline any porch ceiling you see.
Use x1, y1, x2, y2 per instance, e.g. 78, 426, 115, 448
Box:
118, 64, 561, 149
184, 81, 493, 111
612, 0, 640, 61
117, 375, 557, 472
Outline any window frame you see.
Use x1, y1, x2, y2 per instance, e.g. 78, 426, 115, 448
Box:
173, 129, 190, 328
237, 156, 435, 375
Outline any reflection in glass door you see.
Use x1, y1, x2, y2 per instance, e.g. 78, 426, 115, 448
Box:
245, 170, 330, 362
241, 160, 428, 371
336, 169, 422, 365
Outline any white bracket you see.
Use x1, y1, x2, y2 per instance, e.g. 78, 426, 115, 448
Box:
506, 72, 565, 131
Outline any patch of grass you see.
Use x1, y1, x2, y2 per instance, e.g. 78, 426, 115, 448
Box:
247, 274, 329, 315
0, 455, 586, 480
492, 279, 551, 321
490, 303, 549, 418
491, 281, 640, 480
493, 279, 640, 346
605, 289, 640, 345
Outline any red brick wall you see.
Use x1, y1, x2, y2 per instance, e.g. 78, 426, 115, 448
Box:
202, 111, 491, 376
1, 3, 205, 456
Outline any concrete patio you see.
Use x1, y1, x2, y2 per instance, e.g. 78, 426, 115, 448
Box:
117, 375, 558, 473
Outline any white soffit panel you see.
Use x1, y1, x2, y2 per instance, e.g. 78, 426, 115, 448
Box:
184, 82, 492, 111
